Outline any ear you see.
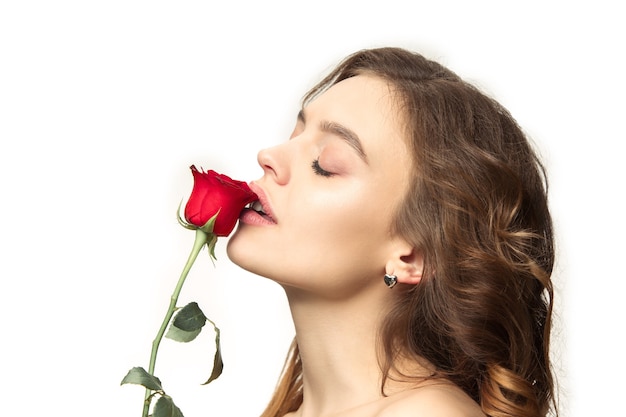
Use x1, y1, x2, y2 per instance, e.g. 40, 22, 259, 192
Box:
385, 239, 424, 286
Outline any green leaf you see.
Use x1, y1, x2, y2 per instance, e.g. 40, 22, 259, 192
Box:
165, 325, 202, 343
202, 325, 224, 385
120, 367, 163, 391
176, 200, 196, 230
153, 396, 184, 417
199, 211, 218, 235
172, 302, 207, 332
206, 234, 218, 262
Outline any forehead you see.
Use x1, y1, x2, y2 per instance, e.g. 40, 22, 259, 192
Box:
308, 74, 398, 123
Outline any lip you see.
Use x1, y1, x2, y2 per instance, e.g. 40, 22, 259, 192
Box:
245, 182, 278, 224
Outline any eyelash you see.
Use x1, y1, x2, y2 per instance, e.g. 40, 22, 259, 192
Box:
311, 158, 334, 177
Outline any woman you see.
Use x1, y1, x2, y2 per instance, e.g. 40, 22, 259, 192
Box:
227, 47, 557, 417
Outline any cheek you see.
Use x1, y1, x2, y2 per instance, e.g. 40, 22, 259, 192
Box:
290, 184, 394, 256
227, 175, 405, 289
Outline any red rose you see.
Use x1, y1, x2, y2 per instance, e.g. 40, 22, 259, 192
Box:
183, 165, 257, 236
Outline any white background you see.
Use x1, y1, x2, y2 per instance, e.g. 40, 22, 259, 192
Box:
1, 1, 623, 416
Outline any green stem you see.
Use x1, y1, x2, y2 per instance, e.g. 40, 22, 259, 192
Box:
142, 229, 213, 417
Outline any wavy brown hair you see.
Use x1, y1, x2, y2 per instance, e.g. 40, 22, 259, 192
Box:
260, 47, 557, 417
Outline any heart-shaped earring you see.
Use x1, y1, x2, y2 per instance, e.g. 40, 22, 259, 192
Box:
384, 274, 398, 288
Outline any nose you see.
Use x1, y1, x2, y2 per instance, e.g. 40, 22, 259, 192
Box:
257, 144, 290, 185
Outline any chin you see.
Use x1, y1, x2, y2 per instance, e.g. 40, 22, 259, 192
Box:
225, 228, 246, 266
227, 230, 292, 288
226, 227, 265, 276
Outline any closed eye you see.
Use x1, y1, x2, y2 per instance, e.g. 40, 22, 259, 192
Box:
311, 158, 334, 177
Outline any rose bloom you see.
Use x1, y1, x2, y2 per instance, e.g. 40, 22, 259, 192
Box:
184, 165, 258, 236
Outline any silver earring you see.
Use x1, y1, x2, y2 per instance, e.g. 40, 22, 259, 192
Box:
384, 274, 398, 288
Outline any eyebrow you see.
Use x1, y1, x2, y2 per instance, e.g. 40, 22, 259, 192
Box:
297, 109, 368, 163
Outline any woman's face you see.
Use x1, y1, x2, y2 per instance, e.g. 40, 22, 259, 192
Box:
227, 75, 413, 298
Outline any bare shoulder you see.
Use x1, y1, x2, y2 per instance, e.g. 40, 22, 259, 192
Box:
378, 383, 486, 417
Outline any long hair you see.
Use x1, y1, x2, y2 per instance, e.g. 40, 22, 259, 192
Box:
260, 47, 557, 417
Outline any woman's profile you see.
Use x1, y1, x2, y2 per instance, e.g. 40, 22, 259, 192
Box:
227, 47, 558, 417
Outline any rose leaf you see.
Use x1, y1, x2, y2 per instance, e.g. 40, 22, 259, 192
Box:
165, 325, 202, 343
153, 396, 184, 417
120, 367, 163, 391
202, 325, 224, 385
172, 302, 207, 332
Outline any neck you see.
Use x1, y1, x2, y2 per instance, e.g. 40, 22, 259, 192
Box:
283, 284, 393, 417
